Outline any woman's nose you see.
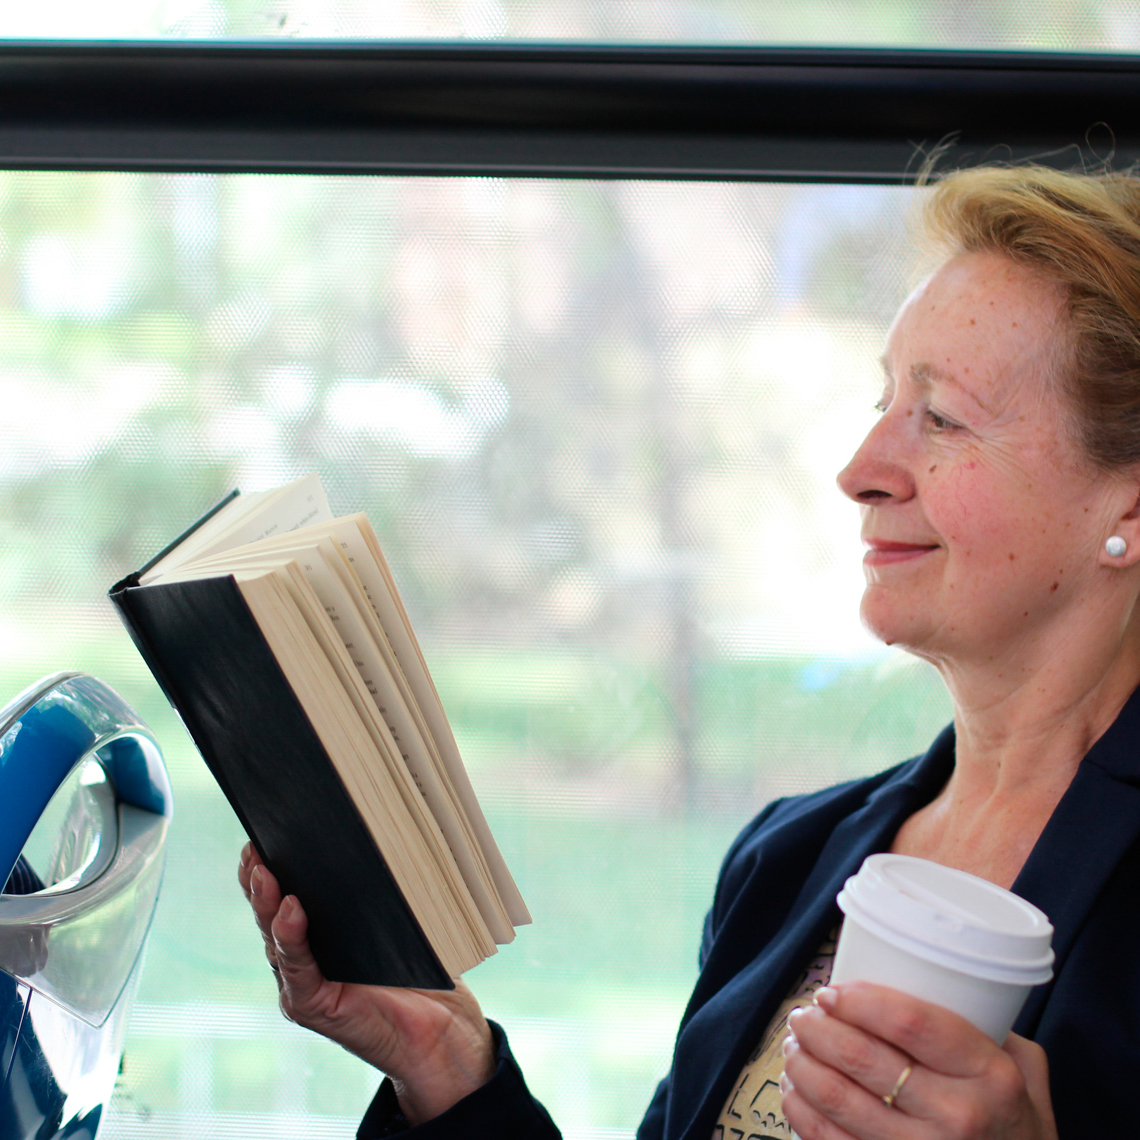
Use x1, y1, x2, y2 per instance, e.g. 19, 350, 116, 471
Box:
836, 414, 916, 505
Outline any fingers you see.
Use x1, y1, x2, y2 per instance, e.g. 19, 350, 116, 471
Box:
816, 982, 996, 1078
237, 845, 329, 1018
780, 1075, 861, 1140
247, 857, 285, 940
237, 843, 297, 981
787, 1004, 914, 1105
270, 893, 328, 1014
238, 843, 287, 941
783, 1030, 908, 1140
237, 840, 256, 894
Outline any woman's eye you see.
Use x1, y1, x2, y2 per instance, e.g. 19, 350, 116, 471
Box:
925, 409, 960, 431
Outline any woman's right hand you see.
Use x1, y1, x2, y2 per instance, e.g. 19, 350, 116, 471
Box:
237, 842, 496, 1126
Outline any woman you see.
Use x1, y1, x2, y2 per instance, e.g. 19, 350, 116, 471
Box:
239, 164, 1140, 1138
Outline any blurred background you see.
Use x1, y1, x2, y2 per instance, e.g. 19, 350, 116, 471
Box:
0, 0, 1135, 47
3, 2, 1131, 1139
0, 163, 944, 1140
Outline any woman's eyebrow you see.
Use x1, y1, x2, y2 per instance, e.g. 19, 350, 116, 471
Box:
910, 360, 995, 414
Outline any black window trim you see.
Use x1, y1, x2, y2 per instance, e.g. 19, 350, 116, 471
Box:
0, 40, 1136, 180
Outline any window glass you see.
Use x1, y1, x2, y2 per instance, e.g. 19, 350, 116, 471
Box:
0, 0, 1136, 49
0, 171, 951, 1137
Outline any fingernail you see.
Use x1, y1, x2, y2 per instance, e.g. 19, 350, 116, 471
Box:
280, 895, 297, 921
782, 1034, 796, 1057
240, 842, 252, 868
251, 865, 263, 896
814, 986, 837, 1011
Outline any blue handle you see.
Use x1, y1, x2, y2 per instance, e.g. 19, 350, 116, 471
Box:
0, 673, 171, 889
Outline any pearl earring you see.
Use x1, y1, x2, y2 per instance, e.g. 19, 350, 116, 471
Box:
1106, 535, 1128, 557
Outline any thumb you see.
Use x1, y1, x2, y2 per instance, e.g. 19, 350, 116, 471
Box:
1004, 1033, 1056, 1133
271, 894, 327, 1017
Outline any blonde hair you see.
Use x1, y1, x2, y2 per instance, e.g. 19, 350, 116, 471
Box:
917, 164, 1140, 469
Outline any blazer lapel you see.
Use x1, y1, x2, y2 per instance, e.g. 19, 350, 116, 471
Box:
1012, 685, 1140, 1035
671, 728, 956, 1140
667, 686, 1140, 1139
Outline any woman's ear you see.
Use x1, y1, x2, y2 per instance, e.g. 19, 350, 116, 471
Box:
1101, 484, 1140, 567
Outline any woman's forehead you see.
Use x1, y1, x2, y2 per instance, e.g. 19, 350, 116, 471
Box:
884, 252, 1066, 391
899, 250, 1064, 327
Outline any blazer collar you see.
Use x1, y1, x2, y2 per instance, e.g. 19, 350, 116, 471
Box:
671, 728, 955, 1140
1012, 683, 1140, 1034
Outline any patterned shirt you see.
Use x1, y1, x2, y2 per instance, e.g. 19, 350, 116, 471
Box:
711, 929, 838, 1139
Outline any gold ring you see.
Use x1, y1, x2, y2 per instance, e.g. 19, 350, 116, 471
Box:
882, 1063, 913, 1109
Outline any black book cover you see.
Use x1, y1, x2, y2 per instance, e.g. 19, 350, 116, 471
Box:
110, 568, 451, 989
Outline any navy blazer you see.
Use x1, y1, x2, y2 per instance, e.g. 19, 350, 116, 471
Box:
360, 686, 1140, 1139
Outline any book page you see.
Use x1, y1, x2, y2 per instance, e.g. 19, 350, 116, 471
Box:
319, 539, 515, 943
233, 567, 491, 976
330, 515, 532, 926
248, 513, 529, 927
270, 558, 494, 960
169, 534, 515, 943
142, 473, 333, 585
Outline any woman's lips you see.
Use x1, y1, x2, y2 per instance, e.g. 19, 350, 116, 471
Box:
863, 540, 940, 566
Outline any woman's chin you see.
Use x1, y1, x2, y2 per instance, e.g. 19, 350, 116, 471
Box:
859, 594, 933, 654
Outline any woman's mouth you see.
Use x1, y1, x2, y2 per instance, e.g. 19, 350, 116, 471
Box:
863, 539, 940, 566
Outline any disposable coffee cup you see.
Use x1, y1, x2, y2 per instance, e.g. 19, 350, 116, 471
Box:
832, 854, 1054, 1043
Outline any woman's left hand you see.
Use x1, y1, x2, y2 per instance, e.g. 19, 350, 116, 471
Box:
781, 982, 1057, 1139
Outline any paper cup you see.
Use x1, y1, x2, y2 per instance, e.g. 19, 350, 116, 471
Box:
833, 854, 1054, 1043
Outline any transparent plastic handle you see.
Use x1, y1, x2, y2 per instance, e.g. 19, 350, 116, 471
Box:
0, 673, 172, 1026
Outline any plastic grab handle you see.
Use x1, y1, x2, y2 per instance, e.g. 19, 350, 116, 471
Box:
0, 672, 172, 1026
0, 672, 172, 899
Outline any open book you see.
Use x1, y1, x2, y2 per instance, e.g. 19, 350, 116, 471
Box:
110, 474, 529, 988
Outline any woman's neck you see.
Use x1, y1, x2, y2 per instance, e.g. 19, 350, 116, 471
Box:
940, 614, 1140, 797
892, 608, 1140, 887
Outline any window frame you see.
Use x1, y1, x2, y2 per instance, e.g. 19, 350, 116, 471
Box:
0, 41, 1135, 179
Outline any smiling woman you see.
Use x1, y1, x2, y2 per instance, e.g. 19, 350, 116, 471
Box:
236, 163, 1140, 1140
845, 251, 1087, 678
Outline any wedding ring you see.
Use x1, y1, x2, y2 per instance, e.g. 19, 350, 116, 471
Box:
882, 1063, 913, 1109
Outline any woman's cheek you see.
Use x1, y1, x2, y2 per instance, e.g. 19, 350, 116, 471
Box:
929, 458, 1026, 558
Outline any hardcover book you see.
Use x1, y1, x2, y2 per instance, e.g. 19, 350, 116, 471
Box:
109, 474, 530, 988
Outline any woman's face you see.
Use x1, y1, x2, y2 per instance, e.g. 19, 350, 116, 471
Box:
838, 250, 1134, 666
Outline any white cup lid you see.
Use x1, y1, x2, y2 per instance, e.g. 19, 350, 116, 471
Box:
837, 854, 1054, 986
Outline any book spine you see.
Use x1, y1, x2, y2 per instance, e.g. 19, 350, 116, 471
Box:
109, 582, 189, 716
